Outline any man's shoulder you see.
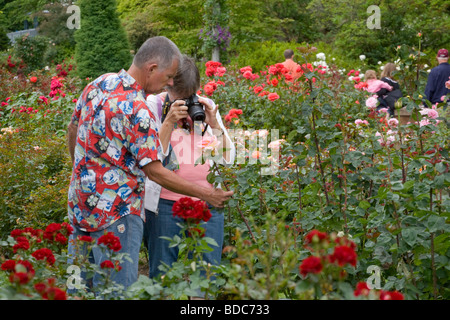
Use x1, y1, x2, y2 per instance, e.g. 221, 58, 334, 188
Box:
433, 63, 450, 71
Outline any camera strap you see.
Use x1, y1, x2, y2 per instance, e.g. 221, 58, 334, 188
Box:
161, 93, 171, 124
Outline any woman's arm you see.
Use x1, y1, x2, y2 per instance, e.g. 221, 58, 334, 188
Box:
199, 96, 235, 165
155, 93, 189, 154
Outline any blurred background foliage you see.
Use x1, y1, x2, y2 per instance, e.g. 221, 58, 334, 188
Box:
0, 0, 448, 77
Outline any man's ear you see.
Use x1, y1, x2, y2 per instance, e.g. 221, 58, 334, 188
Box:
147, 63, 158, 74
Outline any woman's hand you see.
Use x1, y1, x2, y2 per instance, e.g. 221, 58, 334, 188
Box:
164, 100, 189, 125
198, 97, 220, 129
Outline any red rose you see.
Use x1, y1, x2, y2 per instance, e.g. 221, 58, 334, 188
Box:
32, 248, 56, 265
172, 197, 212, 223
77, 235, 94, 243
304, 229, 328, 244
13, 236, 30, 253
239, 66, 252, 74
30, 76, 37, 83
100, 260, 115, 269
267, 92, 280, 101
329, 245, 357, 267
1, 260, 16, 271
299, 256, 323, 277
10, 272, 32, 285
253, 86, 263, 94
354, 281, 370, 297
6, 260, 35, 285
380, 290, 404, 300
34, 279, 67, 300
97, 232, 122, 252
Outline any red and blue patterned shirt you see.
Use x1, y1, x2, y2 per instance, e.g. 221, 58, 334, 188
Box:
68, 69, 162, 232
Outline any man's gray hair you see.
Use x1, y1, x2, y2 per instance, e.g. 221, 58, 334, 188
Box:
133, 36, 182, 69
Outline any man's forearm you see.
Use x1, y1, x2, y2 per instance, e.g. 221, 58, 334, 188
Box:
67, 122, 78, 163
142, 160, 210, 200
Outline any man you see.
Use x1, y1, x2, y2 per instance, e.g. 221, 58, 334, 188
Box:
66, 36, 233, 291
281, 49, 301, 81
424, 48, 450, 105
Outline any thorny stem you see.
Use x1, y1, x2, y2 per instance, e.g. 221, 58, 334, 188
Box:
311, 113, 330, 207
430, 187, 438, 299
294, 165, 302, 210
213, 163, 256, 243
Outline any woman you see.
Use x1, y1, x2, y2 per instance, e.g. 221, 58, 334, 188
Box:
143, 55, 235, 287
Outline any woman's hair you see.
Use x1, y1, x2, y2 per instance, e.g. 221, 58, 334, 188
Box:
169, 54, 200, 98
133, 36, 181, 69
364, 70, 377, 80
380, 63, 397, 79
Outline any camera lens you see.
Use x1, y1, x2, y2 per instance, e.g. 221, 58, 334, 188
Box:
189, 104, 206, 122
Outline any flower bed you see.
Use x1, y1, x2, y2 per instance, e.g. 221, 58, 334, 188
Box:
0, 44, 448, 300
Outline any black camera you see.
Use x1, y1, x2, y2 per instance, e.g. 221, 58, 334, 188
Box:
184, 94, 205, 122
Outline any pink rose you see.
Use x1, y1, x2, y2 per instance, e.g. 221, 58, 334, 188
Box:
267, 93, 280, 101
365, 96, 378, 108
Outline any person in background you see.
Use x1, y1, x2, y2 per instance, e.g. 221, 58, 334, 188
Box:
365, 69, 393, 114
144, 55, 235, 298
282, 49, 301, 81
378, 63, 403, 116
424, 48, 450, 105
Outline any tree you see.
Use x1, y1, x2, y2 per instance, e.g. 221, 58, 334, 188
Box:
74, 0, 132, 80
0, 27, 10, 51
118, 0, 204, 59
200, 0, 230, 62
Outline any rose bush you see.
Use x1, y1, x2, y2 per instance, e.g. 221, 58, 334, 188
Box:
201, 42, 449, 300
0, 40, 448, 300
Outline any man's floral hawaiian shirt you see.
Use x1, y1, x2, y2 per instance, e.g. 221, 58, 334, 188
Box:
68, 69, 162, 232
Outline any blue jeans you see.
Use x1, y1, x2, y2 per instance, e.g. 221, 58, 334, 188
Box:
144, 198, 224, 279
67, 214, 143, 292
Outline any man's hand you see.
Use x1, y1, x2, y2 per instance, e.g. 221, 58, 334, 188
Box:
143, 160, 233, 208
203, 188, 234, 208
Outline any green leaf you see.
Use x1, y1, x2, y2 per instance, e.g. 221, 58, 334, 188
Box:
401, 227, 419, 247
426, 215, 446, 233
359, 200, 371, 210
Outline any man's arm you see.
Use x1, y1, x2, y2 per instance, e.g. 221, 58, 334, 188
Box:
424, 70, 436, 104
142, 160, 233, 208
67, 122, 78, 163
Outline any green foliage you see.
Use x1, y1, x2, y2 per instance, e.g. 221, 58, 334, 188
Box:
0, 66, 81, 241
307, 0, 450, 66
119, 0, 205, 58
74, 0, 132, 80
227, 40, 300, 73
202, 44, 450, 299
0, 27, 10, 51
33, 2, 77, 62
13, 34, 48, 72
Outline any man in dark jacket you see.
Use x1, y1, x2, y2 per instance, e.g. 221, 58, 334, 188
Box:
424, 48, 450, 105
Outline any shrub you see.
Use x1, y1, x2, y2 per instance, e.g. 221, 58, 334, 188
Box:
74, 0, 132, 80
13, 34, 49, 73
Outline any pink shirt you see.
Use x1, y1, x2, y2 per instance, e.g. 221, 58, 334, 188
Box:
159, 121, 214, 202
282, 59, 301, 80
366, 79, 393, 93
